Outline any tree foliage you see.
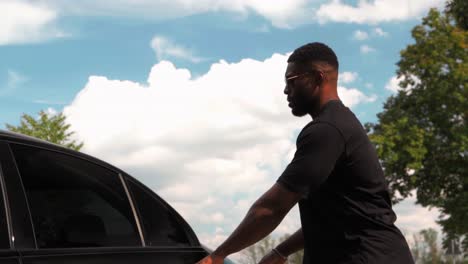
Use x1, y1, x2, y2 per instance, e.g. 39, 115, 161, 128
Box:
6, 110, 83, 151
446, 0, 468, 30
366, 3, 467, 251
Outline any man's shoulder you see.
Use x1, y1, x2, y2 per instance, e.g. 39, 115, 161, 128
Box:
315, 100, 364, 138
296, 120, 344, 147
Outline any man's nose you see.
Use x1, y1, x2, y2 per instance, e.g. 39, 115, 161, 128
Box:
284, 85, 289, 95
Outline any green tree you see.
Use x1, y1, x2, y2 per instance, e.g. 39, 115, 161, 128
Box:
6, 110, 83, 151
446, 0, 468, 30
366, 3, 467, 251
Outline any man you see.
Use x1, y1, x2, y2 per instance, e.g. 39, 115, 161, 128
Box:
196, 43, 413, 264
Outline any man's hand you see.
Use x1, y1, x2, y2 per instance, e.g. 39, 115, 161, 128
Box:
257, 250, 288, 264
195, 254, 224, 264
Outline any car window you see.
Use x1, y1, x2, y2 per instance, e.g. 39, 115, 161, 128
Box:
127, 179, 191, 247
10, 144, 141, 248
0, 163, 10, 249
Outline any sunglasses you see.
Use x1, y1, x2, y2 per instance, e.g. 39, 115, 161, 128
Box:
285, 70, 323, 86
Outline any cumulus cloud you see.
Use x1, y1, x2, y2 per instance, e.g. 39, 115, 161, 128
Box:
317, 0, 445, 24
44, 107, 59, 117
385, 75, 402, 93
385, 75, 420, 93
353, 30, 369, 40
374, 27, 388, 37
393, 191, 442, 244
63, 52, 376, 247
339, 71, 358, 84
0, 0, 64, 45
353, 28, 389, 41
338, 86, 377, 105
360, 45, 376, 54
151, 36, 205, 63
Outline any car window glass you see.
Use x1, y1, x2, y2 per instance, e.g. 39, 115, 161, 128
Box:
127, 180, 191, 247
10, 144, 141, 248
0, 163, 10, 249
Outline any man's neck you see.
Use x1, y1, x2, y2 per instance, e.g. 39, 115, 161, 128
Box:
310, 96, 340, 119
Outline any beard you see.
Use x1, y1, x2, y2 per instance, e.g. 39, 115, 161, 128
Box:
290, 94, 320, 117
291, 105, 309, 117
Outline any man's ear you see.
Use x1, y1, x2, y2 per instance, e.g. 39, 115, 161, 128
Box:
315, 71, 324, 85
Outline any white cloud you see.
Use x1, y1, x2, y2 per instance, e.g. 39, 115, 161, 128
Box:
63, 53, 376, 246
45, 107, 58, 117
360, 45, 376, 54
353, 30, 369, 40
354, 28, 389, 41
43, 0, 313, 29
0, 0, 64, 45
374, 27, 388, 37
339, 71, 358, 84
385, 75, 403, 93
393, 191, 441, 243
1, 70, 27, 96
338, 86, 377, 105
385, 75, 420, 93
28, 0, 444, 30
150, 36, 204, 63
317, 0, 445, 24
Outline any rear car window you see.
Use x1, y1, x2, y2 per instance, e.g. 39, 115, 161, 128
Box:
128, 179, 192, 247
11, 144, 141, 248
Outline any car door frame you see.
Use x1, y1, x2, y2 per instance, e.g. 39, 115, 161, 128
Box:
0, 137, 208, 263
0, 140, 25, 263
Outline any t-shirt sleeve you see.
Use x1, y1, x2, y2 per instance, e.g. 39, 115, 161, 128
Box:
277, 122, 345, 195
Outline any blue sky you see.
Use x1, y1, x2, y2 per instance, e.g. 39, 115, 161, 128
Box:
1, 0, 445, 258
2, 0, 442, 127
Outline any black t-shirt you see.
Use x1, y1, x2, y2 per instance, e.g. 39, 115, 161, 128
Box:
277, 100, 414, 264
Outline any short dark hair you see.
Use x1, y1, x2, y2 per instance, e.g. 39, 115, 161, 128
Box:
287, 42, 339, 70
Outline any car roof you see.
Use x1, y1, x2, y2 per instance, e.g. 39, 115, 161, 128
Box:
0, 129, 59, 145
0, 129, 111, 170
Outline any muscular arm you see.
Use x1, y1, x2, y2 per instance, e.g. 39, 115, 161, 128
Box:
212, 183, 302, 258
276, 228, 304, 257
198, 123, 344, 263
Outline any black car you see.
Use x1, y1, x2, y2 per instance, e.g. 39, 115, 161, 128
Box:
0, 130, 232, 264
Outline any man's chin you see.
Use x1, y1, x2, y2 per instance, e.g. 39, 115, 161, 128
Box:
291, 108, 308, 117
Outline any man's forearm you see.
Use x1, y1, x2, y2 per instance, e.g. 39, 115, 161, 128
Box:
275, 228, 304, 257
213, 200, 288, 258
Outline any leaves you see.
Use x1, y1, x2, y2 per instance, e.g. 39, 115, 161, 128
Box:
446, 0, 468, 30
367, 5, 467, 252
6, 111, 83, 151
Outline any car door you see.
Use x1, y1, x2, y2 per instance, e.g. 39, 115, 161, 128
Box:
122, 176, 208, 263
0, 141, 21, 264
6, 142, 207, 263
